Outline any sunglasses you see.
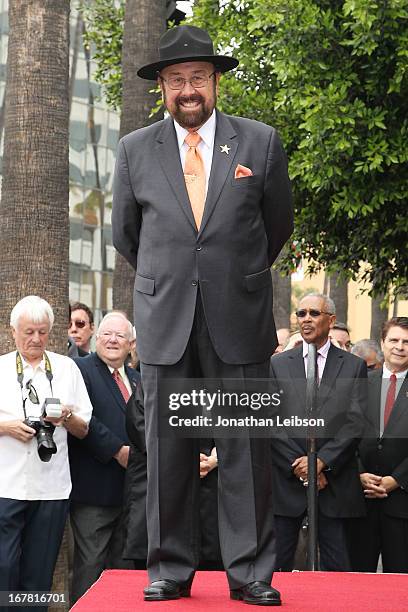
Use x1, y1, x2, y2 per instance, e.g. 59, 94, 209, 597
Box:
69, 319, 87, 329
295, 309, 333, 318
26, 379, 39, 404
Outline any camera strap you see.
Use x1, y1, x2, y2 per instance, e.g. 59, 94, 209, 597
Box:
16, 351, 54, 418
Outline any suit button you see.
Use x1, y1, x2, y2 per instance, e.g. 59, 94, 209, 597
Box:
196, 245, 202, 251
191, 280, 198, 286
377, 444, 382, 450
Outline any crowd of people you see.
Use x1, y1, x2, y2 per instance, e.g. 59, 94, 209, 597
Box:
0, 293, 407, 610
0, 22, 407, 611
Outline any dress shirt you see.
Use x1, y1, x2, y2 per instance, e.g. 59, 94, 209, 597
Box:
302, 338, 331, 382
107, 364, 132, 397
379, 365, 408, 436
0, 351, 93, 501
174, 109, 216, 197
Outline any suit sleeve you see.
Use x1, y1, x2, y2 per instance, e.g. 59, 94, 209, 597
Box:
317, 359, 367, 473
112, 138, 142, 270
392, 458, 408, 490
73, 358, 126, 464
269, 360, 306, 477
262, 129, 294, 266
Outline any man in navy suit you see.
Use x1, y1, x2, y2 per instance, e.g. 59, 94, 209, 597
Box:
68, 312, 140, 603
349, 317, 408, 572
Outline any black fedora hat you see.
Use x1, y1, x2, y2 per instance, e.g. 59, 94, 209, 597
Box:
137, 25, 238, 80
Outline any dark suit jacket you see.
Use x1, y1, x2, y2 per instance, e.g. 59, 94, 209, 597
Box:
112, 110, 293, 365
358, 369, 408, 519
269, 343, 367, 518
69, 352, 140, 507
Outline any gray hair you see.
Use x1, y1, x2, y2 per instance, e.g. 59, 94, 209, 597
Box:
97, 311, 134, 340
10, 295, 54, 330
351, 339, 383, 361
299, 293, 336, 315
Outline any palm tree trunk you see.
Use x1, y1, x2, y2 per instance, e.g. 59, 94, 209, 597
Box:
0, 0, 70, 355
326, 271, 348, 325
112, 0, 166, 319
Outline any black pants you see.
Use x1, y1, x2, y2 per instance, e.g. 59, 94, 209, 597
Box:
70, 502, 134, 604
0, 497, 68, 612
347, 501, 408, 573
274, 510, 351, 571
141, 294, 276, 589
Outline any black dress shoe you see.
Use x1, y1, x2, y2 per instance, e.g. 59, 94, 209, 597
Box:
230, 581, 281, 606
143, 579, 191, 601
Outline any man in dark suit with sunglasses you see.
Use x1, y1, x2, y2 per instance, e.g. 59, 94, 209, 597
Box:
270, 293, 367, 571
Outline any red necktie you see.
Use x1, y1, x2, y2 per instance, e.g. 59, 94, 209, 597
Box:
383, 374, 397, 429
112, 369, 130, 403
184, 132, 206, 229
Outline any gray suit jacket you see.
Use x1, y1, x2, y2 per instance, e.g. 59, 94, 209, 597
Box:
112, 110, 293, 365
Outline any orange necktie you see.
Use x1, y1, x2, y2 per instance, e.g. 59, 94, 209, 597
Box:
112, 369, 130, 403
184, 132, 206, 229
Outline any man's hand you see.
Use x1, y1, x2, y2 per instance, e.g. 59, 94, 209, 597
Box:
114, 445, 130, 468
44, 405, 73, 427
0, 420, 36, 442
381, 476, 399, 494
317, 472, 328, 491
360, 472, 387, 498
200, 448, 218, 478
292, 456, 308, 480
292, 456, 326, 480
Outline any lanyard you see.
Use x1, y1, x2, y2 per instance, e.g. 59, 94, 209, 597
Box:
16, 351, 54, 418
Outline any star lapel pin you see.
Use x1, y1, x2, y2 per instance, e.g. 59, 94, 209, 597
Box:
220, 144, 231, 155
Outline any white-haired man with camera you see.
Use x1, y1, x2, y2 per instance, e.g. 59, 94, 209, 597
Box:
0, 295, 92, 607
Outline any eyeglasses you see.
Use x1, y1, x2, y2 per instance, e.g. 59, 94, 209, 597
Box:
25, 379, 39, 404
295, 309, 333, 318
69, 319, 87, 329
99, 331, 129, 341
159, 71, 216, 91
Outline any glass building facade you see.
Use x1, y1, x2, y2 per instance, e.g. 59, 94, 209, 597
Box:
0, 1, 120, 327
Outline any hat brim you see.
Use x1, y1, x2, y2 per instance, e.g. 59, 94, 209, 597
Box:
137, 55, 239, 80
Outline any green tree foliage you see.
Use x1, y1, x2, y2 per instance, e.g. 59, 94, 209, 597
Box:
83, 0, 408, 294
80, 0, 125, 111
193, 0, 408, 295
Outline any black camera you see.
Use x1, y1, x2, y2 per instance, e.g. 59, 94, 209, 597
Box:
24, 398, 61, 462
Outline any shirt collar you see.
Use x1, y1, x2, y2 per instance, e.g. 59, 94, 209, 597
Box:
302, 337, 331, 359
107, 364, 127, 379
174, 109, 216, 152
382, 364, 408, 379
20, 353, 46, 373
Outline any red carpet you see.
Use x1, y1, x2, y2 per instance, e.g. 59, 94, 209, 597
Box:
71, 570, 408, 611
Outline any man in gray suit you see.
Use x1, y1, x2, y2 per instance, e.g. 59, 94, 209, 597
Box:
112, 25, 293, 605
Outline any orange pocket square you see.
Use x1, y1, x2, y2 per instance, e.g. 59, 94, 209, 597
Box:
234, 164, 253, 179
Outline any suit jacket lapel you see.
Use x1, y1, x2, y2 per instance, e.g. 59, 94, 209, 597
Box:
384, 372, 408, 433
94, 354, 127, 415
125, 364, 139, 398
367, 369, 382, 434
287, 346, 307, 409
317, 345, 344, 410
156, 117, 197, 231
198, 111, 238, 238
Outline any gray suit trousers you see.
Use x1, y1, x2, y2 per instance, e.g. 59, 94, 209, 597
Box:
141, 295, 276, 588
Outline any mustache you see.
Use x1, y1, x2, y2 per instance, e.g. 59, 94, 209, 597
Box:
176, 93, 204, 105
